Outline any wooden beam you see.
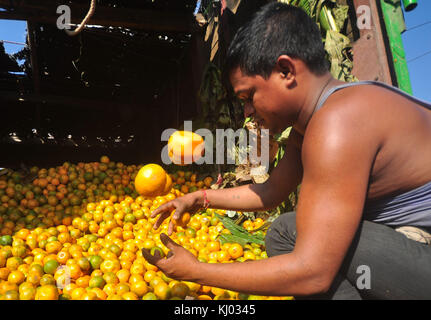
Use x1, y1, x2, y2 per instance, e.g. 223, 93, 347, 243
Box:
0, 0, 195, 33
0, 90, 140, 110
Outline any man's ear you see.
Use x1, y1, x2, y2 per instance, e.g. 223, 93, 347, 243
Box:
275, 55, 296, 84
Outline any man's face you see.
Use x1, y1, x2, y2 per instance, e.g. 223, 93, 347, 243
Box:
229, 67, 296, 135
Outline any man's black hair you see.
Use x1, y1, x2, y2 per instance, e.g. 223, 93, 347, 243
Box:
224, 2, 329, 80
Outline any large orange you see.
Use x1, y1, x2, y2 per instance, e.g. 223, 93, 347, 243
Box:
228, 243, 244, 259
167, 131, 204, 166
134, 164, 167, 197
161, 174, 173, 196
35, 285, 59, 300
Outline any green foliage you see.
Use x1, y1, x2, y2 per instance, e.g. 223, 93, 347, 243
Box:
279, 0, 356, 83
215, 213, 266, 246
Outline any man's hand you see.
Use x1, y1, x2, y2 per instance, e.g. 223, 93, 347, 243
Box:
151, 192, 203, 235
141, 233, 200, 280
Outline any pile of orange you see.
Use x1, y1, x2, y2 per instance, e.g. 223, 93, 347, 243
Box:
0, 156, 293, 300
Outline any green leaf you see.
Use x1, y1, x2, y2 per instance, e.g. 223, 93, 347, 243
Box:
219, 234, 249, 246
333, 5, 349, 31
215, 213, 265, 245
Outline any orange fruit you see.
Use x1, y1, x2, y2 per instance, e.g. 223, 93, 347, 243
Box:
116, 269, 130, 283
217, 250, 231, 262
100, 259, 121, 274
35, 285, 59, 300
153, 282, 171, 300
76, 275, 91, 288
130, 281, 149, 297
115, 283, 130, 295
206, 241, 220, 253
161, 174, 173, 196
8, 270, 25, 285
0, 267, 10, 280
243, 250, 256, 260
134, 164, 167, 197
228, 243, 244, 259
129, 263, 146, 275
167, 131, 204, 166
6, 257, 23, 271
183, 281, 201, 292
91, 287, 107, 300
242, 220, 254, 231
203, 176, 213, 187
62, 283, 77, 296
103, 283, 117, 296
170, 282, 190, 299
149, 276, 165, 290
70, 287, 86, 300
39, 274, 56, 286
56, 251, 70, 264
43, 259, 59, 275
4, 290, 19, 300
211, 286, 226, 296
19, 286, 37, 300
102, 272, 119, 285
15, 229, 30, 241
68, 264, 82, 280
1, 281, 18, 294
81, 291, 99, 300
173, 212, 191, 228
100, 156, 110, 164
122, 292, 138, 300
144, 270, 157, 283
128, 274, 144, 285
89, 275, 106, 289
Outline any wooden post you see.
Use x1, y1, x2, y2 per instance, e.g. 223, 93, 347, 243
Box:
351, 0, 394, 84
26, 21, 42, 130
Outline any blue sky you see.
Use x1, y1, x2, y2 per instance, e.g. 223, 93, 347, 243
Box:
0, 2, 430, 101
0, 19, 26, 54
401, 0, 431, 102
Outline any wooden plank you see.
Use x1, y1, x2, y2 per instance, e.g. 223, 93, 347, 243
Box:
351, 0, 394, 84
0, 0, 194, 32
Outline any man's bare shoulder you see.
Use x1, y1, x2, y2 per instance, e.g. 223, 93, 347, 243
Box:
302, 84, 384, 164
305, 83, 392, 140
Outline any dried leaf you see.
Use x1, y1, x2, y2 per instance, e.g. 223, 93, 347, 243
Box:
204, 18, 215, 42
226, 0, 242, 14
210, 23, 219, 62
195, 13, 207, 27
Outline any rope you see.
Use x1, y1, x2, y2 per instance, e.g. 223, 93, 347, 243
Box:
66, 0, 96, 36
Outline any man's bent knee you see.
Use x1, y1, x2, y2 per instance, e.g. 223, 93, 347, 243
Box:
265, 211, 297, 257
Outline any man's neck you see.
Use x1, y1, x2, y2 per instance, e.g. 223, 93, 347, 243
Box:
293, 73, 340, 136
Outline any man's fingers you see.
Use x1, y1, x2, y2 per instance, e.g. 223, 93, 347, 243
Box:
160, 233, 180, 251
151, 201, 174, 218
153, 211, 170, 230
168, 220, 175, 236
172, 209, 181, 220
141, 248, 161, 266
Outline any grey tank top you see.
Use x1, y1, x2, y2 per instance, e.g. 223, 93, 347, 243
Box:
314, 80, 431, 230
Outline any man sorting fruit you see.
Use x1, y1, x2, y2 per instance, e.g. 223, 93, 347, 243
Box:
144, 2, 431, 299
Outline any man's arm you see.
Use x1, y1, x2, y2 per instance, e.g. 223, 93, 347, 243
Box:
152, 129, 303, 233
202, 128, 304, 211
145, 102, 381, 296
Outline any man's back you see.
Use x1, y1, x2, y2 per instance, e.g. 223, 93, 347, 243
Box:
310, 82, 431, 201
